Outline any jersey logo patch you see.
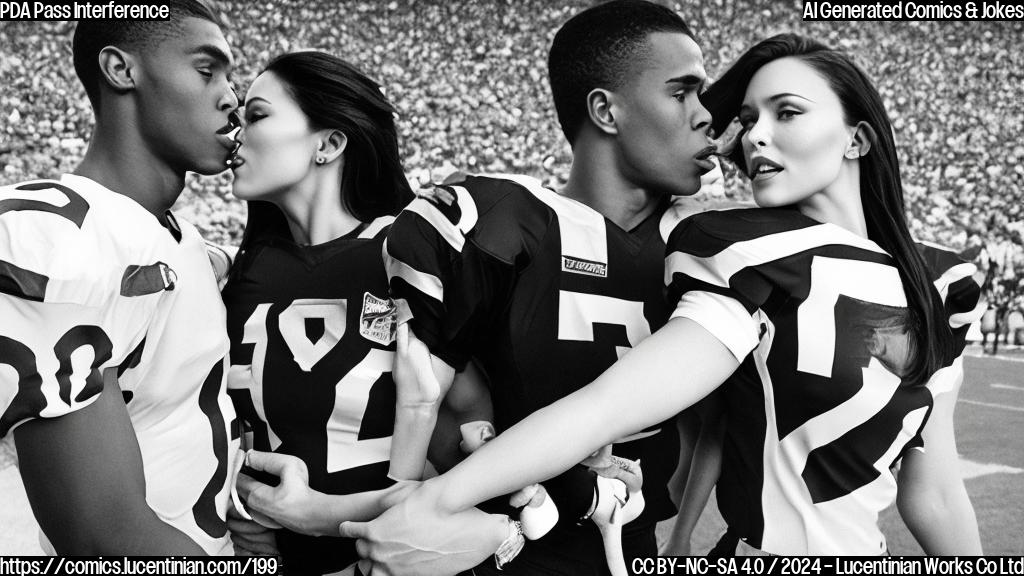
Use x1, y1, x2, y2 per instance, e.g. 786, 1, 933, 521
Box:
359, 292, 397, 346
561, 256, 607, 278
121, 262, 176, 296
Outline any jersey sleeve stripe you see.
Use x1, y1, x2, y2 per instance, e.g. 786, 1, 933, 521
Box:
0, 258, 48, 302
931, 262, 977, 299
404, 198, 467, 252
383, 239, 444, 302
667, 223, 888, 290
670, 290, 761, 362
359, 216, 396, 239
949, 298, 986, 329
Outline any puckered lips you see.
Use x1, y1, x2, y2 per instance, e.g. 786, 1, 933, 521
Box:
748, 156, 783, 181
694, 145, 718, 172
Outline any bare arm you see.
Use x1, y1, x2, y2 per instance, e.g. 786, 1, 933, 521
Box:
14, 370, 206, 555
388, 324, 456, 480
337, 318, 739, 576
896, 357, 982, 554
432, 316, 739, 514
662, 395, 724, 556
238, 451, 418, 537
428, 361, 493, 473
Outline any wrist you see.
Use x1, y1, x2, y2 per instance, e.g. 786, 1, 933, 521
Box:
425, 476, 465, 516
301, 489, 335, 537
394, 401, 441, 417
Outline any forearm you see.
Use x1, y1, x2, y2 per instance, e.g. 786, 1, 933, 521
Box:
14, 380, 207, 555
675, 399, 724, 539
299, 485, 409, 537
389, 404, 439, 480
64, 506, 207, 555
432, 318, 737, 514
899, 478, 981, 554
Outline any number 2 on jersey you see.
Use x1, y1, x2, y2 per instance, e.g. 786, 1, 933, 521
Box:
234, 299, 393, 471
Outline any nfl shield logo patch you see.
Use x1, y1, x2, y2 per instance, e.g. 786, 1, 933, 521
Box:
359, 292, 397, 345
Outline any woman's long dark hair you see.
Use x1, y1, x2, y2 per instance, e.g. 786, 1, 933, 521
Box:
702, 33, 955, 386
237, 51, 414, 251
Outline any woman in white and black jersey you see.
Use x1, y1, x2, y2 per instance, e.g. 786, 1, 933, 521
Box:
340, 33, 983, 569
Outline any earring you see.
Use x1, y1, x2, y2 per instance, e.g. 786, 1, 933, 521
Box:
316, 156, 325, 165
845, 149, 859, 159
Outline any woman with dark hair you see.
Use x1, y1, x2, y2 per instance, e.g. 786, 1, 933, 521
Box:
219, 51, 437, 574
338, 34, 984, 566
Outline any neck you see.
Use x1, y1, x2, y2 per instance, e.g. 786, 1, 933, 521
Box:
73, 109, 185, 221
276, 167, 362, 246
798, 162, 868, 237
561, 143, 660, 230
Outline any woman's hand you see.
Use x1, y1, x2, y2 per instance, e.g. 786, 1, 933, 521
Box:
227, 505, 278, 556
236, 451, 317, 535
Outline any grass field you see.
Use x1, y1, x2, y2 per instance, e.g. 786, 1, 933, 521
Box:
2, 347, 1022, 555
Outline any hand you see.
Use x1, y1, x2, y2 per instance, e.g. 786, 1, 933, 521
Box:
394, 323, 453, 409
589, 457, 644, 525
587, 457, 643, 576
237, 451, 315, 534
339, 482, 510, 576
227, 505, 278, 556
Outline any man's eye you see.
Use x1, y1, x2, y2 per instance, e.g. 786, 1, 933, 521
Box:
198, 69, 213, 78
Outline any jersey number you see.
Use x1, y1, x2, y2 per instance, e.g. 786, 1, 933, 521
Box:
557, 290, 657, 443
0, 326, 111, 436
235, 299, 393, 472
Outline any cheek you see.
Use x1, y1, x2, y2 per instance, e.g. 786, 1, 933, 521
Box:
236, 127, 312, 195
783, 123, 847, 189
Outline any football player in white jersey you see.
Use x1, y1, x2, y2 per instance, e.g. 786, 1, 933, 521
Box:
0, 0, 241, 554
340, 33, 983, 571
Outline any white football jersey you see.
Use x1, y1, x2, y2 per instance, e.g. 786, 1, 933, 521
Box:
0, 174, 239, 555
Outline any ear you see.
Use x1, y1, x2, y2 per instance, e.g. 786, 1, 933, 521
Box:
317, 130, 348, 164
585, 88, 617, 136
845, 121, 876, 159
96, 46, 136, 94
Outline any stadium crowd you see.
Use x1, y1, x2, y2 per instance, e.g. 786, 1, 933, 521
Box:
2, 0, 1022, 316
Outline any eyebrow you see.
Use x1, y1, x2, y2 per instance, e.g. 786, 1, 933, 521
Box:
243, 96, 271, 107
666, 74, 706, 91
189, 44, 234, 68
767, 92, 815, 103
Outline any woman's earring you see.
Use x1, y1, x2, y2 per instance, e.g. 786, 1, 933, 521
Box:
845, 148, 859, 159
316, 156, 325, 165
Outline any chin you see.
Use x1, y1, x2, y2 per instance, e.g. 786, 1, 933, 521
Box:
752, 185, 788, 208
191, 158, 232, 176
230, 181, 257, 201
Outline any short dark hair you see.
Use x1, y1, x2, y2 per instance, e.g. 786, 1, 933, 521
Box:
548, 0, 694, 145
72, 0, 223, 108
262, 51, 413, 223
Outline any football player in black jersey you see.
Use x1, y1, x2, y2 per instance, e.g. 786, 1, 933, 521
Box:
331, 1, 718, 574
342, 33, 983, 569
220, 52, 445, 574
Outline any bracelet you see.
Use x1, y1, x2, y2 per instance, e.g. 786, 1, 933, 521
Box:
494, 519, 525, 570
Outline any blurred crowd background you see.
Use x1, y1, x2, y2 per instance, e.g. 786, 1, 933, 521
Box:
1, 0, 1022, 344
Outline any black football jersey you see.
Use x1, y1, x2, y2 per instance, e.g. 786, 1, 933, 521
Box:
665, 208, 982, 555
386, 174, 685, 571
223, 216, 398, 574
